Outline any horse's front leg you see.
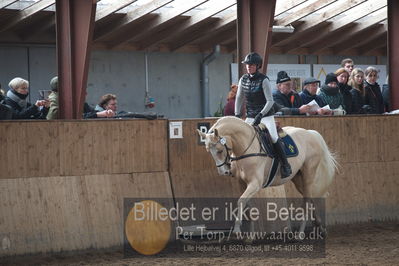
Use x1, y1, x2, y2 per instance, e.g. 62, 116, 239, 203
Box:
233, 180, 261, 234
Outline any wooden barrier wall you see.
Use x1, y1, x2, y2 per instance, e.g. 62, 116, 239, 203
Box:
0, 116, 398, 256
0, 119, 173, 256
277, 115, 399, 224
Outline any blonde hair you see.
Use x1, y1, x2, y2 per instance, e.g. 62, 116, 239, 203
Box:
8, 77, 29, 90
348, 68, 365, 96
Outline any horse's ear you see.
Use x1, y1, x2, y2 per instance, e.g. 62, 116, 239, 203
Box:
214, 128, 219, 137
196, 129, 206, 139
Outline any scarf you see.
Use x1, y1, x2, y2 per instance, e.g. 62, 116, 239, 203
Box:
320, 85, 340, 96
7, 89, 28, 109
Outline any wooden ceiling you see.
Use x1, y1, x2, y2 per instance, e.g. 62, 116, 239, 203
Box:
0, 0, 387, 56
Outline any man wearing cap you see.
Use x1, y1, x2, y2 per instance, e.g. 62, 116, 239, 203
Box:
299, 77, 332, 115
235, 52, 292, 178
273, 71, 313, 115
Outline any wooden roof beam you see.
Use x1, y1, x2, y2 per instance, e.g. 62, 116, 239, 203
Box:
0, 0, 55, 33
94, 0, 173, 41
333, 24, 387, 54
109, 0, 208, 48
281, 0, 386, 51
358, 33, 387, 54
169, 12, 236, 51
0, 0, 18, 9
276, 0, 338, 26
308, 10, 387, 54
17, 13, 55, 40
95, 0, 138, 22
275, 0, 307, 16
274, 0, 367, 47
197, 26, 236, 51
138, 0, 235, 50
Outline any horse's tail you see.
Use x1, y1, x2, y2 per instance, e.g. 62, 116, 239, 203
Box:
308, 129, 339, 197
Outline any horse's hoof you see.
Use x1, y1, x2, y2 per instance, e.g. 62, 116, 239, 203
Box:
320, 226, 328, 238
295, 232, 306, 241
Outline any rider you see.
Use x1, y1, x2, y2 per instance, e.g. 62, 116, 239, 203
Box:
234, 52, 292, 178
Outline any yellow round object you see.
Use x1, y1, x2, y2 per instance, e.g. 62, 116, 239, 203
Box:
125, 200, 171, 255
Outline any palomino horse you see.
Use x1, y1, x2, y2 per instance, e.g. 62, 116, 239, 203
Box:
197, 116, 337, 236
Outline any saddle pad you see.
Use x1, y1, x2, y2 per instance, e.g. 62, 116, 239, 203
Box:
281, 134, 299, 158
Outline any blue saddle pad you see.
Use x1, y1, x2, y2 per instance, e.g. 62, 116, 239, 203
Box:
281, 134, 299, 158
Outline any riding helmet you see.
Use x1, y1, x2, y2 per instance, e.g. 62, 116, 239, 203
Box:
242, 52, 263, 68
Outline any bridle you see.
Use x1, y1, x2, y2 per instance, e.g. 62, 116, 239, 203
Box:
213, 131, 269, 168
214, 136, 232, 168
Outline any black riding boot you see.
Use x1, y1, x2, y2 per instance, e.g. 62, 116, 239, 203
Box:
273, 139, 292, 178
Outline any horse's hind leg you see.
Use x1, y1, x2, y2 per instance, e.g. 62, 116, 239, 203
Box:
292, 162, 325, 239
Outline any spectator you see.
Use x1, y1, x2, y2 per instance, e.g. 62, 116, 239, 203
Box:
83, 93, 115, 119
341, 58, 354, 75
223, 84, 238, 116
4, 77, 49, 119
95, 93, 117, 113
273, 71, 313, 115
382, 75, 390, 112
348, 68, 369, 114
364, 66, 384, 114
46, 76, 59, 120
299, 77, 331, 115
335, 68, 354, 114
0, 84, 12, 120
319, 73, 344, 110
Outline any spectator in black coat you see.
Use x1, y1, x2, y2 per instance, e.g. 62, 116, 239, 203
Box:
364, 66, 384, 114
272, 71, 312, 115
335, 68, 354, 114
348, 68, 371, 114
4, 77, 49, 119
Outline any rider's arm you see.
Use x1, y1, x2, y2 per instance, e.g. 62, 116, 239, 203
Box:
260, 78, 274, 115
234, 78, 245, 116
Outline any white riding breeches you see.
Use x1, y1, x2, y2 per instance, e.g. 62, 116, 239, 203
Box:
245, 116, 279, 143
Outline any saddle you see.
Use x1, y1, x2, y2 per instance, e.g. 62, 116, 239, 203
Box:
255, 123, 299, 158
254, 123, 299, 188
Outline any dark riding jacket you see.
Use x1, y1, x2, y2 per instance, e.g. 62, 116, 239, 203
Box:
239, 72, 275, 118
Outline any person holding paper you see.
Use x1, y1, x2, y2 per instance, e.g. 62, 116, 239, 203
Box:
273, 71, 314, 115
299, 77, 332, 115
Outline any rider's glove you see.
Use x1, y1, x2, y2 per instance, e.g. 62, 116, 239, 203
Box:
252, 113, 263, 126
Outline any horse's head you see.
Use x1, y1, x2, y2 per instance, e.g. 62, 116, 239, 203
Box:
197, 128, 232, 176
